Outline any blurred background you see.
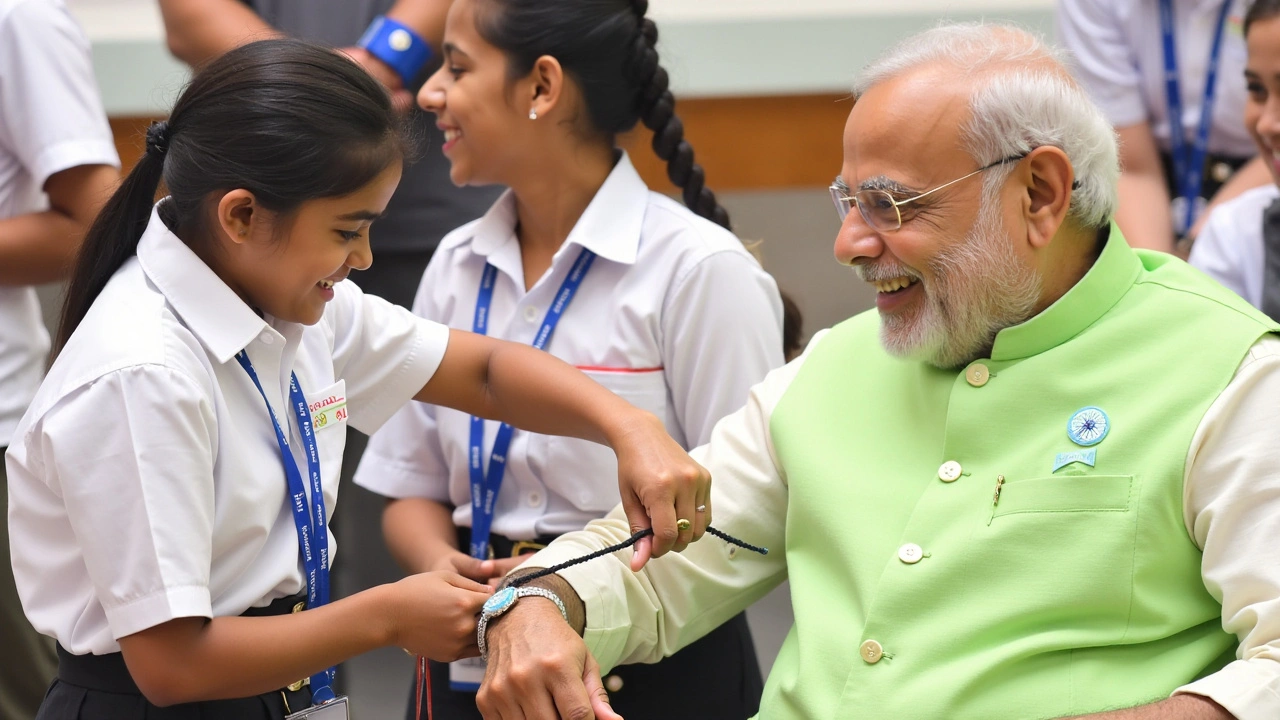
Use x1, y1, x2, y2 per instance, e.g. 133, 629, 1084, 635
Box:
51, 1, 1055, 715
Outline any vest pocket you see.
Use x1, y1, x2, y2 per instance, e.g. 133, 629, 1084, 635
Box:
992, 474, 1133, 519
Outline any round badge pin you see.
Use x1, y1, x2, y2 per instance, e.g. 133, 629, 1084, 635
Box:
1067, 406, 1109, 447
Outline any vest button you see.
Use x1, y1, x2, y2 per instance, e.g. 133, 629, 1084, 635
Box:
966, 363, 990, 387
938, 461, 962, 483
605, 674, 624, 693
860, 639, 884, 664
898, 543, 924, 564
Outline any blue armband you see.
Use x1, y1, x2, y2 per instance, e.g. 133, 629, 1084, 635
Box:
357, 15, 433, 87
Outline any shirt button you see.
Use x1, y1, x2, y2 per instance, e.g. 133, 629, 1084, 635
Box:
966, 363, 990, 387
860, 639, 884, 664
898, 543, 924, 564
728, 545, 739, 560
526, 491, 542, 507
938, 461, 962, 483
604, 674, 624, 693
523, 306, 539, 322
259, 332, 274, 345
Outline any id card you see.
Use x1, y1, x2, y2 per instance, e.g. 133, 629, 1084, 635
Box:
449, 657, 486, 692
285, 695, 350, 720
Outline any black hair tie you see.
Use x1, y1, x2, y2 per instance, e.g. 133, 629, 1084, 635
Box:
145, 121, 171, 156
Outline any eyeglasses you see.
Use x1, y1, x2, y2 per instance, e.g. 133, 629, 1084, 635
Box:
830, 153, 1029, 232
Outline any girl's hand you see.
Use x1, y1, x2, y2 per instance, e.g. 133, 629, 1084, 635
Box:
388, 572, 493, 661
611, 410, 712, 571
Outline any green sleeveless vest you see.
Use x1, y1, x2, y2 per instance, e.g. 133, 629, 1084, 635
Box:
763, 227, 1276, 719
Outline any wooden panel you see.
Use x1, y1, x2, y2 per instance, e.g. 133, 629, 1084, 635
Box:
619, 94, 852, 192
108, 93, 853, 190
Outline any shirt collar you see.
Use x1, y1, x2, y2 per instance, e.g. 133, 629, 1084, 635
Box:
469, 151, 648, 267
990, 223, 1142, 362
135, 203, 271, 364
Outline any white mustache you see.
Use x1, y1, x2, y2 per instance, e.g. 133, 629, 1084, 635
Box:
854, 261, 923, 284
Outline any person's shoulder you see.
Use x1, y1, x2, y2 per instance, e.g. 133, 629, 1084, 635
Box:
33, 261, 213, 420
1202, 184, 1280, 238
0, 0, 74, 34
435, 217, 486, 254
641, 193, 756, 261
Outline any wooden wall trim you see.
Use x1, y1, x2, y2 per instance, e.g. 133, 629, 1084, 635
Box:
110, 93, 852, 192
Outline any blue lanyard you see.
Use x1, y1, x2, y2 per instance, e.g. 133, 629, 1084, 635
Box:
235, 351, 337, 704
1160, 0, 1232, 235
467, 248, 596, 559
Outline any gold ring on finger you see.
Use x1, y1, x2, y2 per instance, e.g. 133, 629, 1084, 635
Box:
676, 518, 692, 532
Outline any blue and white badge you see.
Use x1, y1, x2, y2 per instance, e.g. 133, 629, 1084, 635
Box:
1067, 406, 1110, 447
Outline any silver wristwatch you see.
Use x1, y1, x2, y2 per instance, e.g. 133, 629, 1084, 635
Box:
477, 585, 568, 660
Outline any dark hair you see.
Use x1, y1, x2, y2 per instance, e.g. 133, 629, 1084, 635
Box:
54, 39, 411, 354
1246, 0, 1280, 36
474, 0, 730, 229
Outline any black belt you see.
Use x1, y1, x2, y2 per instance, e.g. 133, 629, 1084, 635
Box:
57, 593, 308, 695
457, 527, 559, 559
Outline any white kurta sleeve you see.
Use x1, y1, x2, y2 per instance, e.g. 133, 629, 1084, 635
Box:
353, 259, 454, 501
12, 365, 218, 640
1174, 336, 1280, 719
1056, 0, 1148, 129
326, 281, 450, 435
661, 249, 784, 447
517, 332, 828, 672
0, 0, 119, 185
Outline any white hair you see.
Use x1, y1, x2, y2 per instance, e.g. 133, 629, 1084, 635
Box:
853, 23, 1119, 229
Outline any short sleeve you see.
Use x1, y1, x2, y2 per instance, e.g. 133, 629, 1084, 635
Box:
661, 250, 784, 447
26, 366, 218, 639
0, 0, 120, 185
1056, 0, 1148, 128
354, 255, 454, 501
1188, 204, 1254, 304
325, 281, 450, 435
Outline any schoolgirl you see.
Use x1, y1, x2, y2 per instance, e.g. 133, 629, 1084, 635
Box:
353, 0, 787, 717
5, 38, 706, 720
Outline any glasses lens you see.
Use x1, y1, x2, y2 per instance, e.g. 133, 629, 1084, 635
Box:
830, 186, 851, 221
857, 190, 901, 232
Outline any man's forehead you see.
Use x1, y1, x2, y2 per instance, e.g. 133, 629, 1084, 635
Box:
840, 66, 972, 189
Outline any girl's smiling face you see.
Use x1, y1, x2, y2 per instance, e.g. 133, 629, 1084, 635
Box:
215, 161, 402, 325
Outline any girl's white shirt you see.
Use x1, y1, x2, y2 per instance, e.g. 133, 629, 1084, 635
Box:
4, 205, 450, 654
355, 152, 785, 538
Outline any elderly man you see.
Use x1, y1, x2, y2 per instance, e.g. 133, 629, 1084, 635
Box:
472, 23, 1280, 720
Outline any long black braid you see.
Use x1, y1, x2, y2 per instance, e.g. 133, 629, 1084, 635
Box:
626, 0, 732, 228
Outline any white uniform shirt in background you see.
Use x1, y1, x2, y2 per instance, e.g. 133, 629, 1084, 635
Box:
1189, 184, 1279, 308
1057, 0, 1255, 158
355, 153, 784, 538
0, 0, 120, 445
4, 207, 450, 655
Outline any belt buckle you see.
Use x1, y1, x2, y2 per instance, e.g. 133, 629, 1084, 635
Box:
510, 540, 546, 558
287, 602, 309, 693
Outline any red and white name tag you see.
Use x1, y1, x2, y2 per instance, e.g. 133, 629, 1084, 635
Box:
308, 393, 348, 431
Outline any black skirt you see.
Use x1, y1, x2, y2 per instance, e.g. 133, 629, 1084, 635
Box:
411, 611, 763, 720
37, 595, 313, 720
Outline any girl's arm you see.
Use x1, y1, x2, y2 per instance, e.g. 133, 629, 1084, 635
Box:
416, 329, 712, 568
117, 572, 489, 706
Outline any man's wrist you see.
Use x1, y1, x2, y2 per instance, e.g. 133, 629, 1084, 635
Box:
356, 15, 433, 87
499, 568, 587, 635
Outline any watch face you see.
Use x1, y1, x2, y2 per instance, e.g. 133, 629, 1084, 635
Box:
484, 586, 517, 615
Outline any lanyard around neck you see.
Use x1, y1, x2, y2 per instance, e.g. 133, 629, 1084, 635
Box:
235, 351, 337, 704
467, 248, 597, 559
1159, 0, 1233, 235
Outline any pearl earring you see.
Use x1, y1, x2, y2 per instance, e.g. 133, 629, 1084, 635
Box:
529, 109, 538, 120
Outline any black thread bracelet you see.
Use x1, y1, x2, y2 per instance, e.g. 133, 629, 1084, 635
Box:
509, 526, 768, 588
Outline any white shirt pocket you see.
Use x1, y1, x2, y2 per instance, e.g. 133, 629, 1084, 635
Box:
305, 380, 349, 512
529, 369, 669, 513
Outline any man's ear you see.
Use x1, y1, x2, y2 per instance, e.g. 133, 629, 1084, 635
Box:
1020, 146, 1074, 250
216, 190, 259, 245
527, 55, 566, 120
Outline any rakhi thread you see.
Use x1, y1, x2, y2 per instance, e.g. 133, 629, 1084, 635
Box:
509, 526, 767, 588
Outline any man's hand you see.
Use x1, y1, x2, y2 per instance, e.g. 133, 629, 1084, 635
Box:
477, 600, 622, 720
339, 47, 416, 113
1062, 694, 1234, 719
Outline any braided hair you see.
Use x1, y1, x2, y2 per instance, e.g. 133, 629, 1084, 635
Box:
474, 0, 731, 229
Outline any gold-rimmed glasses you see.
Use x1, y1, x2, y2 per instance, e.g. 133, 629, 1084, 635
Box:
830, 153, 1029, 232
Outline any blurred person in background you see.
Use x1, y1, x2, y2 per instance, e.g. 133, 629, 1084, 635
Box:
1058, 0, 1266, 255
0, 0, 120, 717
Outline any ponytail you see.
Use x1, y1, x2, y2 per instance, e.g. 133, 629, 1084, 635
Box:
54, 125, 167, 355
628, 3, 731, 229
